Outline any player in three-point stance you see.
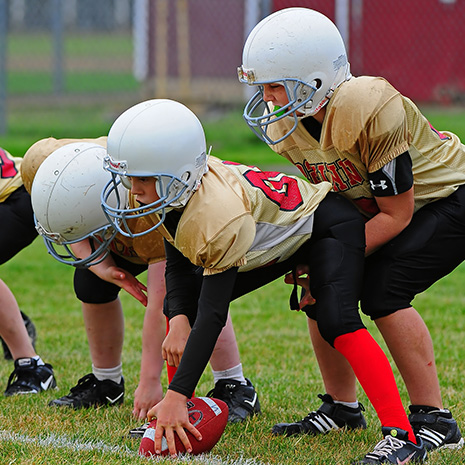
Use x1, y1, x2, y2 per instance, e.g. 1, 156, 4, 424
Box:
99, 98, 426, 463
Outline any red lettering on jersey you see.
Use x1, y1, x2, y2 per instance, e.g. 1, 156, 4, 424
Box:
325, 164, 349, 191
0, 148, 18, 179
298, 158, 364, 193
428, 122, 450, 141
243, 169, 303, 211
352, 197, 380, 218
337, 159, 363, 187
296, 161, 324, 184
316, 164, 327, 182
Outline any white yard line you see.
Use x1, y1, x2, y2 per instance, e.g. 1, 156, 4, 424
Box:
0, 430, 267, 465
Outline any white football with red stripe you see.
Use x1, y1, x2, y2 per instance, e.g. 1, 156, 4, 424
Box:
139, 396, 228, 457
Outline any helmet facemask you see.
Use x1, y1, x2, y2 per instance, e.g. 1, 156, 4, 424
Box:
239, 7, 351, 145
101, 149, 208, 238
239, 72, 319, 144
35, 220, 117, 268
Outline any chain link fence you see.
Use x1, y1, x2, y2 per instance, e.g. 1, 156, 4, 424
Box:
1, 0, 464, 134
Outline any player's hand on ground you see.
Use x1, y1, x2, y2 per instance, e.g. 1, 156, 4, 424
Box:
133, 378, 164, 420
162, 315, 191, 367
284, 264, 316, 309
148, 390, 202, 457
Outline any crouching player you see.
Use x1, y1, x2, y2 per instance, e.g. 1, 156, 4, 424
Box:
99, 99, 426, 464
23, 138, 261, 430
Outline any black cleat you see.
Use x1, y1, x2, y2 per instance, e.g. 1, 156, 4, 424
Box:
49, 373, 124, 408
4, 357, 56, 396
272, 393, 366, 436
206, 378, 261, 423
409, 404, 464, 451
1, 311, 37, 361
353, 427, 427, 464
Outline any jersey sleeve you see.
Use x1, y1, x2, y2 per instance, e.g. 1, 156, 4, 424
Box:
192, 213, 255, 274
174, 164, 257, 274
329, 77, 410, 173
363, 95, 410, 172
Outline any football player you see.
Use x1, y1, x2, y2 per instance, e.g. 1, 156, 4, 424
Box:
24, 138, 261, 426
0, 146, 56, 396
238, 6, 465, 459
101, 98, 426, 463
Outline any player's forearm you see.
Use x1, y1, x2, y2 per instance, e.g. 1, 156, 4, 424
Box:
365, 188, 414, 255
139, 303, 165, 384
364, 211, 411, 255
168, 269, 236, 397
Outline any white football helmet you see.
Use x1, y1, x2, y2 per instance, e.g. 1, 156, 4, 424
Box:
31, 142, 127, 267
238, 7, 351, 144
102, 99, 209, 237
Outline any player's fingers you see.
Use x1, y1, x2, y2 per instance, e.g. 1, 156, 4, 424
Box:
137, 407, 148, 420
284, 272, 295, 284
185, 422, 202, 442
173, 352, 182, 367
164, 351, 177, 368
147, 405, 157, 421
154, 424, 165, 455
137, 281, 148, 292
175, 426, 194, 454
126, 287, 147, 306
300, 290, 316, 308
165, 428, 181, 457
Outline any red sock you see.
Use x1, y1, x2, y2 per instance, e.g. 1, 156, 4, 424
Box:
165, 317, 178, 383
334, 329, 416, 443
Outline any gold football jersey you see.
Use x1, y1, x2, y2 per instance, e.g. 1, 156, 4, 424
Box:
142, 156, 332, 275
0, 148, 24, 203
269, 76, 465, 217
22, 137, 165, 265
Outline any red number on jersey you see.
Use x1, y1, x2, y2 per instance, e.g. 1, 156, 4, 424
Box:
243, 169, 303, 211
0, 148, 18, 179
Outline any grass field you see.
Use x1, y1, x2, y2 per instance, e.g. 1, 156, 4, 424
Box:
2, 99, 465, 463
2, 215, 465, 465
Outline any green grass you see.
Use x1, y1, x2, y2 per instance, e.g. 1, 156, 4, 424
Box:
2, 85, 465, 463
1, 231, 465, 464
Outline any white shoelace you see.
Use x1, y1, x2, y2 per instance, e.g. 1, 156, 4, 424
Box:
365, 436, 406, 459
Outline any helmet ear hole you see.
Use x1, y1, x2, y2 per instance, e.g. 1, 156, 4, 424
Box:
313, 79, 322, 89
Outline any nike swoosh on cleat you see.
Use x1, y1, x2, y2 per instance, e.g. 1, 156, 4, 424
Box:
106, 392, 124, 404
396, 452, 415, 464
244, 393, 257, 408
40, 375, 55, 391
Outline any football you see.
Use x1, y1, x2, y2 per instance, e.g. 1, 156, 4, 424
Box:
139, 396, 229, 457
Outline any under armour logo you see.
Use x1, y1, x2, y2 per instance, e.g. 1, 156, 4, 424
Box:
369, 180, 388, 190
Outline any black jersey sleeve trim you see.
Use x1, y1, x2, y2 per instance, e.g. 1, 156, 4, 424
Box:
368, 151, 413, 197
